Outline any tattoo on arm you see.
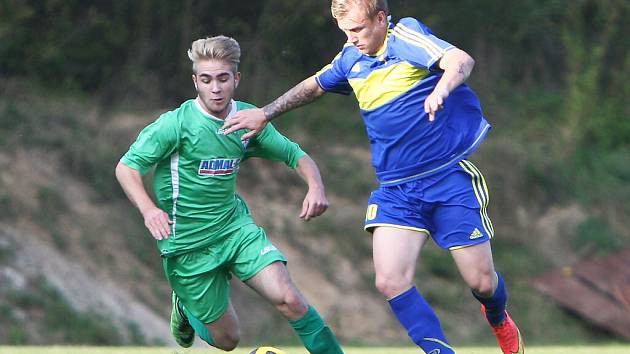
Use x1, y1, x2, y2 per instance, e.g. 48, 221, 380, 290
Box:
452, 61, 471, 86
263, 80, 322, 121
457, 62, 466, 75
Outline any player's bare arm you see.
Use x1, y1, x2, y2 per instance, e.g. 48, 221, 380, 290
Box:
115, 162, 172, 240
425, 48, 475, 121
263, 75, 325, 121
221, 76, 325, 140
294, 154, 329, 221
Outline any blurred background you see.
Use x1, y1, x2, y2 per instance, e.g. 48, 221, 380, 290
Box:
0, 0, 629, 348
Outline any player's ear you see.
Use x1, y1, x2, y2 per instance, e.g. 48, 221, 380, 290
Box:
192, 74, 198, 90
377, 11, 387, 24
234, 72, 241, 88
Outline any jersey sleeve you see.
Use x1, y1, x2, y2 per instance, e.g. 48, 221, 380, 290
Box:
391, 17, 455, 69
120, 112, 180, 175
314, 48, 353, 95
243, 123, 306, 168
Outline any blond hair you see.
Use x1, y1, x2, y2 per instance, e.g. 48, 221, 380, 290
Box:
331, 0, 389, 20
188, 36, 241, 73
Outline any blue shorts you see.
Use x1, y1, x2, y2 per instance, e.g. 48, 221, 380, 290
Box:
364, 160, 494, 250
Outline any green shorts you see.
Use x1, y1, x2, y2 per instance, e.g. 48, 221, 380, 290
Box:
162, 223, 286, 323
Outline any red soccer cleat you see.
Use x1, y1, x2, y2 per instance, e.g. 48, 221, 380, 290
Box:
482, 306, 524, 354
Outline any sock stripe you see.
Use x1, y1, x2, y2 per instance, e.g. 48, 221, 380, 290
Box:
423, 337, 456, 351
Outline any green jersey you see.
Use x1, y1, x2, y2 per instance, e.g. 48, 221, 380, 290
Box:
121, 99, 305, 257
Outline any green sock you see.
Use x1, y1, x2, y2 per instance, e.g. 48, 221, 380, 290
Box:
289, 306, 344, 354
182, 305, 215, 345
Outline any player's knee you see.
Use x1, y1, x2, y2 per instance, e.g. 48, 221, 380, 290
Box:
275, 288, 308, 319
214, 331, 240, 351
375, 274, 411, 299
469, 274, 495, 297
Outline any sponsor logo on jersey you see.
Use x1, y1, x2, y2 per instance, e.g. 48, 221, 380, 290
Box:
260, 245, 277, 256
198, 158, 241, 176
469, 228, 484, 239
351, 63, 361, 72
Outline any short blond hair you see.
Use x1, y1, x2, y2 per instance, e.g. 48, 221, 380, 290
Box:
188, 36, 241, 73
331, 0, 388, 20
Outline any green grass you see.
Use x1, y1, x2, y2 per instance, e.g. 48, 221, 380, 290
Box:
1, 346, 629, 354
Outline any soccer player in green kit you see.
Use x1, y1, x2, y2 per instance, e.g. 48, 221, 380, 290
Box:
115, 35, 344, 354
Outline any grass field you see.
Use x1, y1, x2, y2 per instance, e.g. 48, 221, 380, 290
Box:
1, 346, 629, 354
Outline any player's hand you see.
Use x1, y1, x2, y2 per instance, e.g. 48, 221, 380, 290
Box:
300, 186, 329, 221
221, 108, 268, 140
425, 88, 449, 122
141, 207, 173, 240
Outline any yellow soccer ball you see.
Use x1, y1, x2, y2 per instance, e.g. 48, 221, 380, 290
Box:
249, 347, 285, 354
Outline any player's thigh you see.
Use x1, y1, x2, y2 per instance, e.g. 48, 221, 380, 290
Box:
230, 224, 287, 282
245, 261, 306, 307
372, 226, 429, 281
230, 225, 303, 306
450, 241, 496, 291
164, 250, 232, 325
429, 161, 494, 250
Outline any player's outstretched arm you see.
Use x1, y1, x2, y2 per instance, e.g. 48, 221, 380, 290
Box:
425, 48, 475, 121
294, 154, 329, 221
222, 76, 325, 140
115, 162, 172, 240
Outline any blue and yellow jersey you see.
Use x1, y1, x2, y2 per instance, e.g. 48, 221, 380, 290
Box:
315, 17, 491, 185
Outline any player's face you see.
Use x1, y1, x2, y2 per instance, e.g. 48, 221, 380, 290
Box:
336, 7, 388, 55
192, 59, 240, 119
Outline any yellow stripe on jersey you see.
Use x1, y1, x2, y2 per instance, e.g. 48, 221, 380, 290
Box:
315, 63, 333, 77
395, 23, 447, 57
463, 160, 495, 236
315, 50, 345, 77
348, 61, 430, 110
392, 23, 447, 62
465, 160, 494, 237
459, 160, 494, 238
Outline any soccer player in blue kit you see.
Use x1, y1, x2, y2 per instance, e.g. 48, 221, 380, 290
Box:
222, 1, 524, 353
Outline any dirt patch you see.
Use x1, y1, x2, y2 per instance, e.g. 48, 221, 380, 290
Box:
0, 224, 174, 345
533, 204, 587, 266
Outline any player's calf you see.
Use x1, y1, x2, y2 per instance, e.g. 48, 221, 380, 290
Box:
389, 287, 456, 354
212, 330, 240, 351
